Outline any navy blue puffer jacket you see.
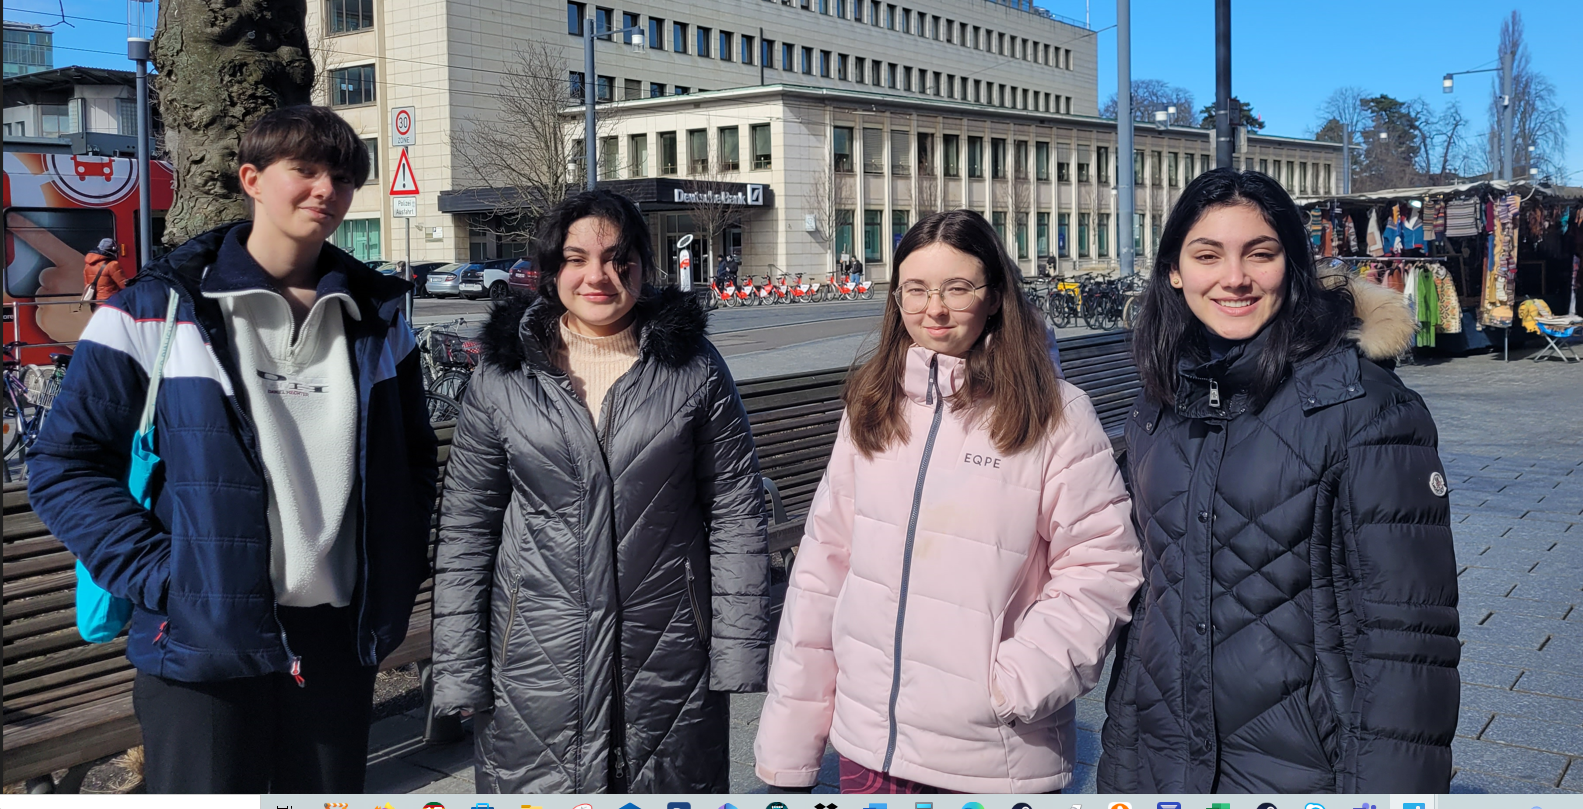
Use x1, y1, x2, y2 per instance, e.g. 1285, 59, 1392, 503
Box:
1097, 279, 1460, 792
28, 222, 438, 682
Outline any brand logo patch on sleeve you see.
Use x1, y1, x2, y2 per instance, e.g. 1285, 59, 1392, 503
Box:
1429, 471, 1448, 497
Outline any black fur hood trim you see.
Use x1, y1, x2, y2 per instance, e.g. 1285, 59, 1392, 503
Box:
479, 285, 710, 373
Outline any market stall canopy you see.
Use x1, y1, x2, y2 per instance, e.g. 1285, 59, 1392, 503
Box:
1296, 180, 1582, 206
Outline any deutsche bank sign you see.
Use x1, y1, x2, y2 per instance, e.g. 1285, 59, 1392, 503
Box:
672, 184, 766, 206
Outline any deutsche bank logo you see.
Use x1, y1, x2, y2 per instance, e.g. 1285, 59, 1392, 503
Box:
746, 184, 764, 205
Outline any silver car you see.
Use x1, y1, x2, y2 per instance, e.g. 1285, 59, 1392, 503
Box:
425, 262, 475, 298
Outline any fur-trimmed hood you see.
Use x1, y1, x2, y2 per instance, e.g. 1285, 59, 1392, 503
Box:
480, 285, 710, 373
1341, 272, 1417, 361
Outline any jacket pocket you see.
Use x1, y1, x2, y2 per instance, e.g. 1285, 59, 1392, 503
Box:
684, 557, 711, 653
987, 609, 1012, 726
497, 582, 522, 670
1308, 658, 1342, 770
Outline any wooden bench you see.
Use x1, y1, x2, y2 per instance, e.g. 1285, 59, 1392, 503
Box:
2, 425, 459, 792
2, 328, 1139, 791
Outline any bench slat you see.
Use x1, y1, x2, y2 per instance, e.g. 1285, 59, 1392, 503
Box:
2, 550, 76, 582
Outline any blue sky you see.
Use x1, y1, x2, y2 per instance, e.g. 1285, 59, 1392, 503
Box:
1069, 0, 1581, 180
9, 0, 1579, 178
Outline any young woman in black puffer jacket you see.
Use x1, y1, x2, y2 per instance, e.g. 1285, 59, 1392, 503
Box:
1098, 169, 1459, 793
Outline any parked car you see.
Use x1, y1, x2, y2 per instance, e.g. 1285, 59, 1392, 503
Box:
425, 262, 478, 298
460, 258, 517, 300
506, 259, 538, 295
410, 261, 445, 297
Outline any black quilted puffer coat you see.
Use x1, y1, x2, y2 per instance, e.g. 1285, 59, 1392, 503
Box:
430, 287, 770, 793
1098, 280, 1460, 792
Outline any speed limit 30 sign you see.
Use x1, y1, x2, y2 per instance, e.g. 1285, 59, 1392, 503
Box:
392, 107, 415, 147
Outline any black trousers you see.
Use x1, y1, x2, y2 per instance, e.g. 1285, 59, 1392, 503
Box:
133, 605, 377, 794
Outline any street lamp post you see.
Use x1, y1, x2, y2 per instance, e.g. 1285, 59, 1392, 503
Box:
1116, 0, 1134, 277
1443, 55, 1513, 182
128, 0, 155, 265
128, 37, 152, 266
584, 21, 645, 190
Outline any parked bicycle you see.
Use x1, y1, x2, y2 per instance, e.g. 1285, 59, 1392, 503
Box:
3, 342, 68, 476
413, 318, 481, 416
1118, 273, 1148, 330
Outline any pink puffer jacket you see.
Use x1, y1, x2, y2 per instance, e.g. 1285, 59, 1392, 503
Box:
754, 345, 1143, 793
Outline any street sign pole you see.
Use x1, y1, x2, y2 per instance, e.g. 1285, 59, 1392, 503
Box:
405, 218, 413, 324
389, 145, 421, 322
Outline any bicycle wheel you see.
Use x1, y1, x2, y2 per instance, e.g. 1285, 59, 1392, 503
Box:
429, 369, 471, 402
1082, 293, 1105, 330
426, 392, 462, 424
1050, 292, 1073, 329
1121, 296, 1142, 330
860, 286, 875, 300
2, 384, 25, 462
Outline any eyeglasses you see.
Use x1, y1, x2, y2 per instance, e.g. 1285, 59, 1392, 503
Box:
893, 280, 988, 314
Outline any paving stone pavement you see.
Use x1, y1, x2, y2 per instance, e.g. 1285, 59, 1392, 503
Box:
369, 352, 1581, 794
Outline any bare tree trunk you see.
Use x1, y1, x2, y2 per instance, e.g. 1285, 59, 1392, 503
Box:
152, 0, 314, 245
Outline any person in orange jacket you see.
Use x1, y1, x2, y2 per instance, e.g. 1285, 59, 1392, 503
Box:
82, 238, 129, 304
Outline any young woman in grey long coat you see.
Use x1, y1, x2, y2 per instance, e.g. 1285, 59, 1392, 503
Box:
430, 190, 771, 793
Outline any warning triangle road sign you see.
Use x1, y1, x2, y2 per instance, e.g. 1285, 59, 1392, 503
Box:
388, 147, 420, 196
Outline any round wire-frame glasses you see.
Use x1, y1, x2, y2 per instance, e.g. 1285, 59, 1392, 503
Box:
893, 281, 988, 314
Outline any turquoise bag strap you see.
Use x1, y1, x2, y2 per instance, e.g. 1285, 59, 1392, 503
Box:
140, 290, 180, 432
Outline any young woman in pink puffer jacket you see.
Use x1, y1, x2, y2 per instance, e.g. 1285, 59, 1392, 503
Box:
754, 210, 1145, 794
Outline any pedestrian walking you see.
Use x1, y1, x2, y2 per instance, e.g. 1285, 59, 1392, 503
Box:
1097, 168, 1459, 792
27, 105, 438, 794
429, 189, 771, 793
81, 237, 128, 307
754, 209, 1143, 794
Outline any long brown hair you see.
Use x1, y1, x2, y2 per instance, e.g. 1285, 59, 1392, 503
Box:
844, 210, 1062, 457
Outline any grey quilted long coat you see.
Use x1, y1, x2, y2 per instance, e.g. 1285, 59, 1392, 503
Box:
430, 288, 770, 793
1097, 279, 1460, 792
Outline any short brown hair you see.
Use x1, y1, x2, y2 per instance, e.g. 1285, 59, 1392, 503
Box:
843, 210, 1063, 457
237, 105, 370, 188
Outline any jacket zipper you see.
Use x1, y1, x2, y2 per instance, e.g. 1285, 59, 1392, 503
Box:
499, 582, 521, 670
272, 602, 305, 687
1208, 378, 1221, 409
173, 279, 305, 683
684, 557, 710, 652
882, 355, 945, 773
596, 388, 632, 791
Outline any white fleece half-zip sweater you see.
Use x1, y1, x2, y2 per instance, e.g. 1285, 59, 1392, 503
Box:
209, 285, 361, 608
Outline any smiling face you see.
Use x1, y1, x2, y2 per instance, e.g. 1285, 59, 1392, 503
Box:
1169, 202, 1287, 340
239, 158, 355, 246
556, 216, 643, 337
896, 242, 999, 357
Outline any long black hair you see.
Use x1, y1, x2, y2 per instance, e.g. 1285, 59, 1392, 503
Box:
533, 189, 656, 299
1132, 168, 1354, 406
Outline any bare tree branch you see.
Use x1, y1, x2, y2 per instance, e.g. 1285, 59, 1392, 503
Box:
682, 162, 750, 277
449, 42, 618, 245
1487, 11, 1569, 181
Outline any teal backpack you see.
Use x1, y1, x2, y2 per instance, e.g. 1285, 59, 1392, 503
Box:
75, 290, 179, 644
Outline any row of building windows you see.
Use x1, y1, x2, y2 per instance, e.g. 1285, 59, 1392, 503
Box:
567, 1, 1077, 72
836, 208, 1123, 264
581, 124, 774, 178
572, 56, 1072, 113
830, 127, 1333, 195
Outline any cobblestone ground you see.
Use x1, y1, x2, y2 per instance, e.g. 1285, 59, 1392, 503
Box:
371, 351, 1581, 794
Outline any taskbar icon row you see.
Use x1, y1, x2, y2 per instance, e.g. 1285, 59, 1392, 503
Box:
311, 798, 1429, 809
